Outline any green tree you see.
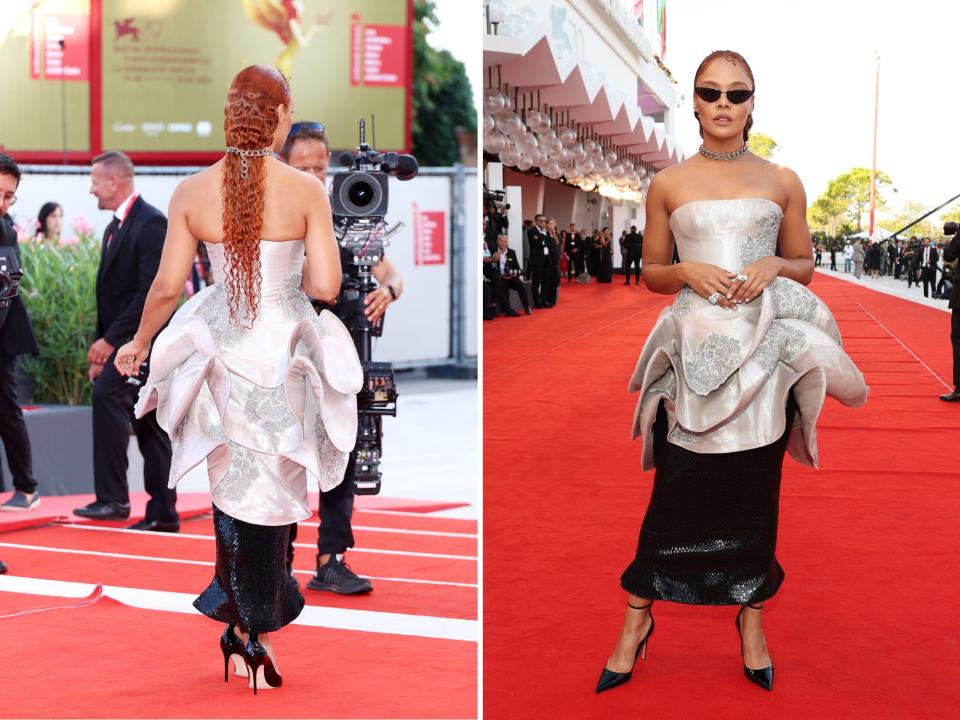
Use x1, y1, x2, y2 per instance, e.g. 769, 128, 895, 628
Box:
813, 168, 894, 232
411, 0, 476, 166
879, 200, 936, 238
940, 202, 960, 226
747, 132, 778, 160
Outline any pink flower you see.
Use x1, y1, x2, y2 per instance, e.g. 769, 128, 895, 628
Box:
72, 216, 94, 236
59, 235, 80, 247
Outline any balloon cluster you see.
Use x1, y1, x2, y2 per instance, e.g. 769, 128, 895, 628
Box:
482, 88, 653, 200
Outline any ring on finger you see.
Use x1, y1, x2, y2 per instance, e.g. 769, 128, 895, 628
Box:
708, 292, 722, 305
735, 273, 749, 283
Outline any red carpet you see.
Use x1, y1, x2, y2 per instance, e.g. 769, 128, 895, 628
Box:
483, 275, 960, 719
0, 507, 476, 717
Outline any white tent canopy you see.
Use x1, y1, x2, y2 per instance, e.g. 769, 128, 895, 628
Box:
846, 228, 895, 240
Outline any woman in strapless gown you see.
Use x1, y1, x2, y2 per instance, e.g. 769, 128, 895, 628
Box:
114, 65, 361, 694
596, 51, 868, 695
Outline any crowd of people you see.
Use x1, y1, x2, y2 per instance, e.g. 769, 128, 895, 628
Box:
818, 236, 953, 299
482, 208, 644, 321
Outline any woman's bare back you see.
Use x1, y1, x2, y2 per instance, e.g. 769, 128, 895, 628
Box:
180, 157, 318, 244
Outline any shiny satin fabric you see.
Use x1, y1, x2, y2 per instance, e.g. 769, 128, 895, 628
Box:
629, 198, 869, 469
135, 240, 364, 526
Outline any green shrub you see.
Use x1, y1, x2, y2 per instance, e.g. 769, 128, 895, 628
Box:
16, 220, 100, 405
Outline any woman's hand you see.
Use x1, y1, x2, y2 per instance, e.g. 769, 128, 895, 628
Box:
114, 337, 151, 378
729, 256, 785, 303
679, 262, 738, 309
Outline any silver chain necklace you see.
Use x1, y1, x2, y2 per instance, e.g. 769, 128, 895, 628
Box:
225, 147, 280, 180
698, 143, 748, 161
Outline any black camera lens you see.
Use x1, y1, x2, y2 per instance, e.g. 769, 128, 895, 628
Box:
348, 181, 374, 208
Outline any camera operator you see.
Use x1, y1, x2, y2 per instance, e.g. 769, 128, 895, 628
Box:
492, 234, 530, 315
0, 154, 40, 516
484, 190, 509, 253
939, 223, 960, 402
280, 120, 403, 593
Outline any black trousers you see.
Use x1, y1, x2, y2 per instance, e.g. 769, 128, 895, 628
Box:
545, 263, 560, 305
565, 254, 577, 280
503, 276, 530, 312
529, 261, 546, 306
287, 452, 357, 566
92, 349, 177, 521
922, 267, 937, 298
624, 255, 641, 283
907, 266, 919, 287
0, 351, 35, 494
573, 253, 586, 276
952, 308, 960, 388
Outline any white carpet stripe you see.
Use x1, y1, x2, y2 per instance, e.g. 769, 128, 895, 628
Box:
0, 542, 476, 588
0, 575, 476, 642
53, 524, 477, 561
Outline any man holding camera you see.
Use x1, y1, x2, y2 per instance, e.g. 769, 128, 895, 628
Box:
492, 234, 530, 314
0, 154, 40, 515
74, 151, 177, 530
281, 121, 403, 593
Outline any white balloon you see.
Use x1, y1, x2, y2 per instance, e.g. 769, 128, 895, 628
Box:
637, 166, 647, 179
482, 113, 494, 134
488, 0, 507, 23
605, 151, 619, 165
500, 13, 527, 37
483, 88, 506, 116
519, 131, 539, 153
575, 158, 594, 175
534, 115, 552, 135
526, 110, 542, 127
572, 143, 586, 162
583, 139, 597, 153
516, 155, 534, 171
499, 146, 522, 166
561, 147, 575, 163
622, 160, 634, 172
540, 129, 557, 145
558, 126, 577, 146
495, 111, 522, 136
483, 130, 507, 154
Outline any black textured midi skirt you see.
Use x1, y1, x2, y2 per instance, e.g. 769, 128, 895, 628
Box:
194, 506, 304, 633
620, 396, 797, 606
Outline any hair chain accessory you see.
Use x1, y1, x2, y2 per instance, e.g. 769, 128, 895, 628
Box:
225, 147, 280, 180
698, 143, 748, 161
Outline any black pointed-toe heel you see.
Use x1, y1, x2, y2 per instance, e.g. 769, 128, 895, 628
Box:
595, 602, 655, 694
219, 624, 247, 682
243, 633, 283, 694
735, 603, 774, 692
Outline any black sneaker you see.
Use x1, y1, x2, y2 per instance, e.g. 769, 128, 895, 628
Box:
307, 554, 373, 594
0, 491, 40, 512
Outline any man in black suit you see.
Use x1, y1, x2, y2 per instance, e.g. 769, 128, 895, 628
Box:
526, 214, 551, 308
940, 227, 960, 401
623, 225, 643, 285
0, 154, 40, 516
492, 234, 531, 314
921, 237, 939, 298
74, 151, 177, 530
566, 223, 582, 280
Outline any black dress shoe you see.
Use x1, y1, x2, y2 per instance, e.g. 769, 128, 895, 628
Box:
73, 501, 131, 520
307, 554, 373, 594
533, 303, 544, 309
0, 560, 7, 574
504, 310, 521, 317
524, 308, 532, 315
940, 389, 960, 402
128, 518, 180, 532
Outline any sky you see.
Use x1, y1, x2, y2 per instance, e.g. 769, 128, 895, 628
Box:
666, 0, 960, 221
428, 0, 483, 109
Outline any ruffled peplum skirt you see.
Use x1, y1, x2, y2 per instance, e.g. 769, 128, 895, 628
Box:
134, 274, 363, 631
622, 277, 868, 605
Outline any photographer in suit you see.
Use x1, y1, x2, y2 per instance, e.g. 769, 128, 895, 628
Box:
73, 151, 177, 530
0, 154, 40, 516
279, 120, 403, 594
920, 237, 939, 298
492, 234, 530, 315
939, 223, 960, 402
526, 214, 551, 308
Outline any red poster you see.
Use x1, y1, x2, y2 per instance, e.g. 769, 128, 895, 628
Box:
413, 206, 446, 266
349, 18, 407, 88
30, 11, 89, 81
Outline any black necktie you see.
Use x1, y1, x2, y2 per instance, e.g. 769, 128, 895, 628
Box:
103, 217, 119, 250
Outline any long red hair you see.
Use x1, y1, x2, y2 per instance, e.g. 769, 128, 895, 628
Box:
222, 64, 290, 324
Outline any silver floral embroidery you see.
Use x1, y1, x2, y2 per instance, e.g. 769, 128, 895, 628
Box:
196, 284, 252, 347
244, 385, 297, 433
668, 423, 699, 446
169, 417, 187, 483
663, 382, 678, 401
314, 413, 348, 489
278, 273, 315, 319
207, 422, 260, 504
739, 208, 782, 268
672, 286, 694, 317
684, 332, 742, 396
752, 320, 806, 374
768, 278, 818, 323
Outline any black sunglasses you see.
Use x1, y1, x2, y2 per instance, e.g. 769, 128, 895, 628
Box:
290, 121, 326, 134
694, 87, 754, 104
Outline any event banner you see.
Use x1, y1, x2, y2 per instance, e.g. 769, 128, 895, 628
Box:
0, 0, 411, 161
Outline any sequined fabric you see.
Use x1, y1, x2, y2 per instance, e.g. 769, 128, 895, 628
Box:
629, 198, 869, 468
620, 399, 796, 605
194, 506, 304, 632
